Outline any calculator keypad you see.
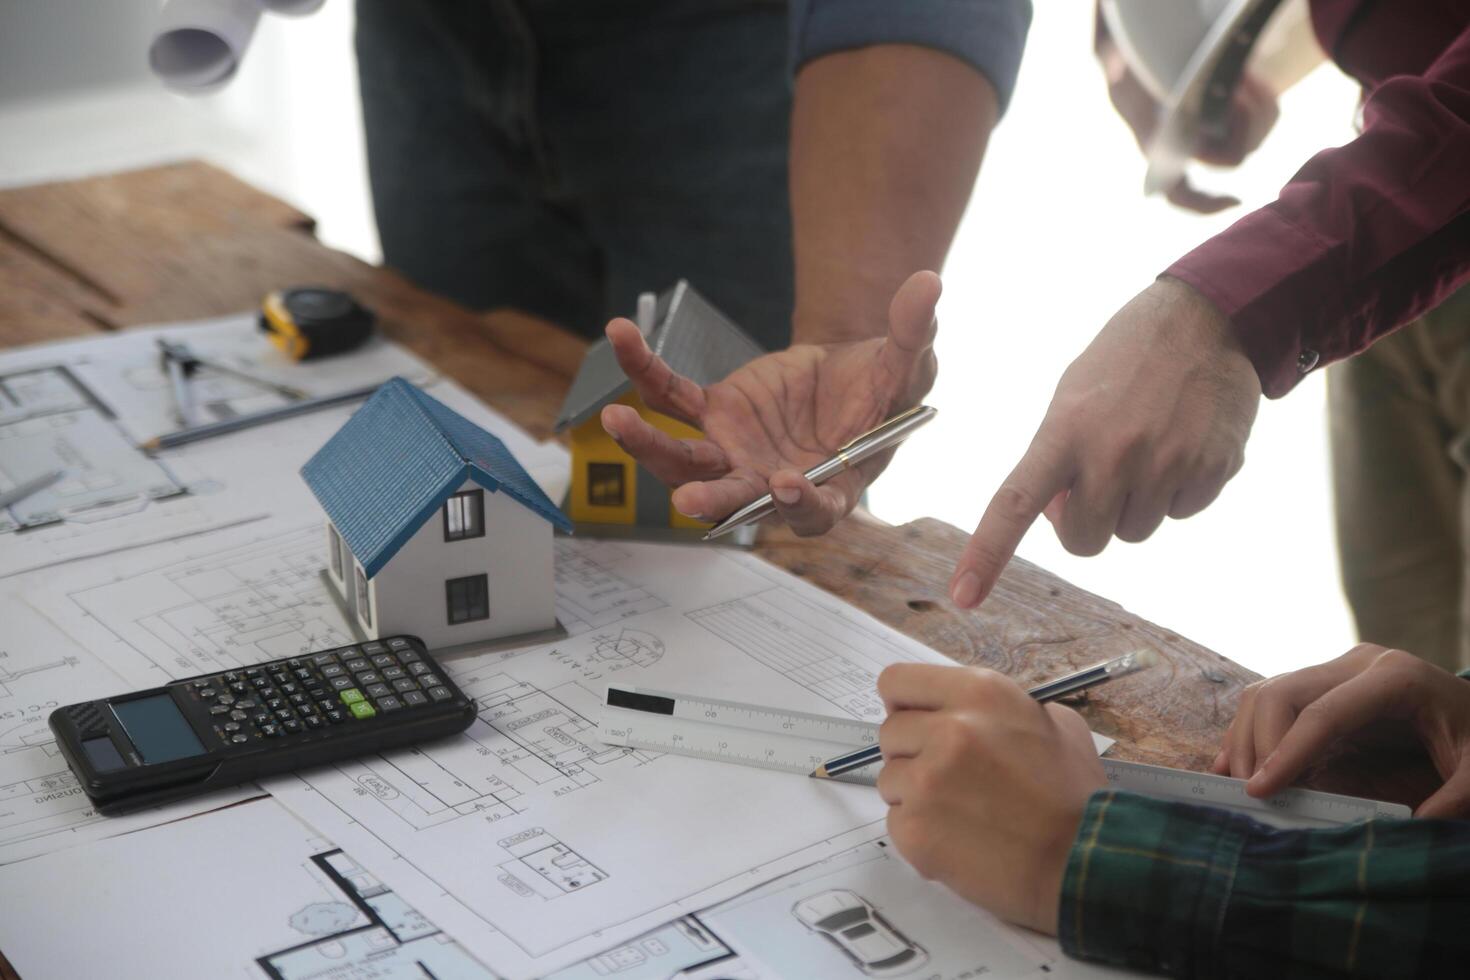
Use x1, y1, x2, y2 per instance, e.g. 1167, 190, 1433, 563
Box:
186, 639, 449, 747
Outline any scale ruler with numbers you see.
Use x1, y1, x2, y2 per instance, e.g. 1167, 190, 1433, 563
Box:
599, 685, 1411, 826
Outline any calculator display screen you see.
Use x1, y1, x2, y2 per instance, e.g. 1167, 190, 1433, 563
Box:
112, 694, 206, 764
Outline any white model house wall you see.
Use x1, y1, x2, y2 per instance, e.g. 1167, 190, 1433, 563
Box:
366, 478, 557, 651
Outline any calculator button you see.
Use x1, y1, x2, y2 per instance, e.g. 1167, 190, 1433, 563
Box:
290, 693, 309, 706
370, 653, 395, 668
305, 715, 325, 729
361, 641, 388, 655
355, 671, 382, 686
235, 699, 258, 710
382, 666, 406, 680
386, 638, 410, 650
348, 701, 377, 720
345, 658, 370, 672
198, 688, 217, 700
266, 697, 285, 711
283, 719, 303, 734
209, 705, 230, 716
275, 708, 295, 721
404, 690, 429, 707
418, 674, 442, 688
229, 681, 249, 695
339, 688, 365, 705
392, 678, 418, 694
271, 671, 290, 685
376, 696, 404, 712
316, 699, 336, 713
321, 664, 345, 678
252, 676, 271, 689
252, 712, 271, 726
329, 676, 355, 691
223, 671, 242, 683
245, 667, 264, 677
324, 709, 346, 724
231, 733, 249, 744
365, 683, 392, 698
280, 682, 299, 695
287, 658, 304, 669
230, 709, 249, 721
261, 723, 282, 737
408, 662, 431, 676
294, 667, 313, 680
397, 649, 422, 665
311, 652, 338, 666
427, 686, 453, 702
306, 685, 327, 698
223, 722, 241, 733
218, 694, 235, 706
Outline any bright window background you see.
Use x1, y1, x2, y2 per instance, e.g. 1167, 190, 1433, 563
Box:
0, 1, 1362, 677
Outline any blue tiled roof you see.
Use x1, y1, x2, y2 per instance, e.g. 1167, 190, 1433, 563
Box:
301, 378, 571, 577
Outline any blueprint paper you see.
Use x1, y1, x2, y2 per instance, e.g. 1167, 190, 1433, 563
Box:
29, 516, 947, 977
149, 1, 329, 95
703, 836, 1142, 979
0, 316, 565, 578
0, 592, 256, 866
0, 794, 766, 980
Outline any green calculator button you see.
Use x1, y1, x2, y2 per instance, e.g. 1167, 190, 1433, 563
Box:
340, 689, 365, 705
348, 701, 376, 720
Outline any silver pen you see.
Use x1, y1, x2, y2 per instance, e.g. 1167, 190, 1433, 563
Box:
702, 405, 937, 541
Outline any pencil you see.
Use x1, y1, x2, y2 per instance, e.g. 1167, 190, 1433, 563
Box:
141, 381, 383, 452
810, 650, 1158, 780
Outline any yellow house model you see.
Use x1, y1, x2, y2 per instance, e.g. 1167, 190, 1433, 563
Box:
554, 281, 763, 538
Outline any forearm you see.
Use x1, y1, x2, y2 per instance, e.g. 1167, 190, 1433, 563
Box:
788, 46, 996, 345
1061, 790, 1470, 978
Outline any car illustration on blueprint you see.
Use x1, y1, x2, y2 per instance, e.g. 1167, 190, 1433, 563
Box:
792, 889, 929, 976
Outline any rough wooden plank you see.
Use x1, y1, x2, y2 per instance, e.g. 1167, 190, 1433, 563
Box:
757, 517, 1258, 771
0, 237, 112, 345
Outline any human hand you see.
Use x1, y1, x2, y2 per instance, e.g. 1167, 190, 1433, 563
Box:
949, 276, 1261, 608
600, 271, 940, 536
1214, 644, 1470, 818
1101, 37, 1279, 214
876, 664, 1105, 934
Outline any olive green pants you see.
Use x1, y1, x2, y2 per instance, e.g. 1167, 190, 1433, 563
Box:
1329, 284, 1470, 672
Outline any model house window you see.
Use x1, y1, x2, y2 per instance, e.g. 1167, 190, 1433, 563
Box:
327, 524, 344, 579
443, 489, 485, 541
445, 573, 489, 625
355, 567, 372, 627
588, 462, 625, 507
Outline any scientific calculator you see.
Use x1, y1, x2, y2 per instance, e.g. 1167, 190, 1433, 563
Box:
50, 635, 476, 815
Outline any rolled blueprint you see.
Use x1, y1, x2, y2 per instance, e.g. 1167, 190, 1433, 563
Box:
148, 0, 327, 94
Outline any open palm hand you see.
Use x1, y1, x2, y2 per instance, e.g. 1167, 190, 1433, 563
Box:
600, 271, 941, 535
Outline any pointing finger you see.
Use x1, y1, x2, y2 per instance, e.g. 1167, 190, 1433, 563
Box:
950, 430, 1075, 608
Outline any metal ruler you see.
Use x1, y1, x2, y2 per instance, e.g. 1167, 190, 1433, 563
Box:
599, 685, 1411, 826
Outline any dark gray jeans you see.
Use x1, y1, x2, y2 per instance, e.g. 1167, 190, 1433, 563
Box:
356, 0, 794, 349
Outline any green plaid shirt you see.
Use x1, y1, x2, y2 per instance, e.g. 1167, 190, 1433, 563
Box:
1059, 790, 1470, 978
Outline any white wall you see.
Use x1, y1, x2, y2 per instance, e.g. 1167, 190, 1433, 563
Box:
371, 480, 557, 650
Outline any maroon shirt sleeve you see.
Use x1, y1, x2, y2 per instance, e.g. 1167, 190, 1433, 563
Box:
1165, 25, 1470, 398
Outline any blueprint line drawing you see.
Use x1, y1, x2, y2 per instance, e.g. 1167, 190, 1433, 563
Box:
337, 672, 658, 832
0, 364, 188, 532
687, 589, 909, 719
554, 540, 666, 634
793, 888, 929, 977
57, 525, 357, 683
258, 847, 494, 980
497, 828, 608, 901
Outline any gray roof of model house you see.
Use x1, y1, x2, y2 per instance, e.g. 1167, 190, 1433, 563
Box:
554, 280, 765, 432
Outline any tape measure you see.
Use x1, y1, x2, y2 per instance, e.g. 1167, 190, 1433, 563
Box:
259, 287, 374, 361
599, 685, 1411, 826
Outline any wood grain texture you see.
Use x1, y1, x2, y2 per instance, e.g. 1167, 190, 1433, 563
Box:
0, 161, 1259, 771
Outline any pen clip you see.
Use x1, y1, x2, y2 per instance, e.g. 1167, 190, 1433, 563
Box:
836, 404, 931, 454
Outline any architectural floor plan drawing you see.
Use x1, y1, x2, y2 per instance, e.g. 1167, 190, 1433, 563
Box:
0, 795, 758, 980
27, 519, 954, 978
0, 593, 254, 866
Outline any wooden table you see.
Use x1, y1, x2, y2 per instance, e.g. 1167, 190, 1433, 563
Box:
0, 162, 1259, 977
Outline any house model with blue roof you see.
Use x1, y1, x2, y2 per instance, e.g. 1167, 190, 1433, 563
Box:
302, 377, 572, 651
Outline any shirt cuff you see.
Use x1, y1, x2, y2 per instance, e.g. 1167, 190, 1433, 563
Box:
1165, 206, 1342, 398
1059, 790, 1249, 976
789, 0, 1033, 115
